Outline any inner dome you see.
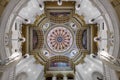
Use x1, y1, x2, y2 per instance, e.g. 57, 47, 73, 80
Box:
47, 27, 73, 53
0, 0, 120, 80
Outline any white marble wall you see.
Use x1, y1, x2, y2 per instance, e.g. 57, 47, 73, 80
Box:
75, 0, 101, 24
75, 54, 103, 80
18, 0, 44, 24
16, 55, 44, 80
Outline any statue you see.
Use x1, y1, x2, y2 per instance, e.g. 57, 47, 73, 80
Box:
0, 52, 22, 72
98, 51, 120, 71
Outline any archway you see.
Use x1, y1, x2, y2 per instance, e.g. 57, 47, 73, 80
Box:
56, 74, 63, 80
46, 73, 53, 80
67, 74, 74, 80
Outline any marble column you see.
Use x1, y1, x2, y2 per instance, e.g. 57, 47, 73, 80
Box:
52, 75, 56, 80
63, 75, 67, 80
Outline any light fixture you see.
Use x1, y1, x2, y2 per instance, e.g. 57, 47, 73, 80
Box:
75, 0, 83, 10
94, 36, 101, 42
90, 13, 104, 23
18, 37, 26, 42
75, 4, 81, 10
23, 54, 29, 58
36, 0, 44, 10
24, 19, 31, 24
57, 0, 62, 6
39, 4, 44, 10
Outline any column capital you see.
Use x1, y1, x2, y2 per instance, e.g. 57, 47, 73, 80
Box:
53, 74, 57, 77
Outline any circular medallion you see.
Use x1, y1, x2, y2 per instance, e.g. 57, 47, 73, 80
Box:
47, 27, 73, 53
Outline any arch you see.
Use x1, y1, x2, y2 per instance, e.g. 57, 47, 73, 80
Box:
45, 73, 53, 80
45, 73, 53, 77
48, 55, 74, 69
76, 29, 87, 49
32, 29, 44, 50
82, 30, 87, 49
56, 74, 64, 80
50, 56, 70, 63
67, 73, 74, 79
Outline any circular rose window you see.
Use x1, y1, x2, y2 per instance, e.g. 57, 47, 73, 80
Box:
47, 27, 73, 53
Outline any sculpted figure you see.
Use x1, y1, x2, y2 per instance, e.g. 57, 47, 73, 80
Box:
98, 51, 120, 71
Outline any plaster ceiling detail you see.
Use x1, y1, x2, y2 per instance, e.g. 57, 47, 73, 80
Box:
0, 0, 120, 80
47, 27, 73, 53
1, 0, 114, 69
